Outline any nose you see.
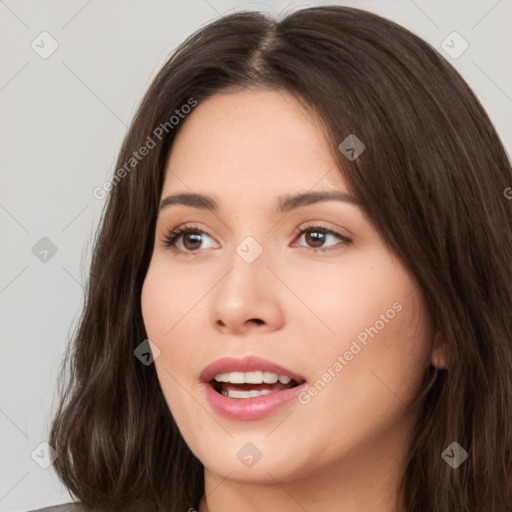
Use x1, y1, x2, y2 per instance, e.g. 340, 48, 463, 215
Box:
209, 245, 285, 335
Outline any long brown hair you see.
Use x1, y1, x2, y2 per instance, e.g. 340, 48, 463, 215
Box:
49, 5, 512, 511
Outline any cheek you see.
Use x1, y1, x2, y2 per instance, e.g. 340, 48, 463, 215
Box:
141, 262, 171, 338
293, 252, 430, 410
141, 260, 207, 407
365, 297, 431, 399
286, 257, 411, 362
291, 294, 430, 469
306, 291, 429, 418
288, 245, 403, 324
141, 259, 205, 339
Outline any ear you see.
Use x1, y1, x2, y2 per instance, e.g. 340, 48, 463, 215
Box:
430, 331, 448, 370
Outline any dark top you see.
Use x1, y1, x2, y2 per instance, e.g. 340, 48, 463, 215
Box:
27, 506, 81, 512
27, 502, 159, 512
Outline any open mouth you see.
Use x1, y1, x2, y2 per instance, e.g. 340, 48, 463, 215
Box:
210, 371, 306, 399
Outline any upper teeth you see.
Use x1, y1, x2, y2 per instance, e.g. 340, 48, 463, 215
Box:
214, 371, 292, 384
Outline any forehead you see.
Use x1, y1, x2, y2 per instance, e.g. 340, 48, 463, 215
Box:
162, 89, 348, 198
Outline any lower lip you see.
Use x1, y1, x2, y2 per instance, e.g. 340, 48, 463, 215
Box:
203, 381, 308, 421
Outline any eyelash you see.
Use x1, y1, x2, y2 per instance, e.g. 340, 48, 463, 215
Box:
161, 223, 351, 254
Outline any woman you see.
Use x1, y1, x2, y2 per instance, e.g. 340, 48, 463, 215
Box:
34, 5, 512, 512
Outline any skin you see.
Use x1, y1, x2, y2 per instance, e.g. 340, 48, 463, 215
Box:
141, 88, 446, 512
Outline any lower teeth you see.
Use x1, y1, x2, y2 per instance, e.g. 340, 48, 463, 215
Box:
221, 389, 278, 398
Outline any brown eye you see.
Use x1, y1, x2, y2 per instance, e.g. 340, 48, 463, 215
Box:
162, 225, 217, 252
294, 225, 351, 253
304, 229, 327, 248
182, 231, 203, 251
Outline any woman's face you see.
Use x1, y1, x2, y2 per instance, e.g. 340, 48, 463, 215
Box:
141, 88, 437, 484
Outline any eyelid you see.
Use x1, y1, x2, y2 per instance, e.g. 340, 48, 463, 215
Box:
292, 221, 351, 240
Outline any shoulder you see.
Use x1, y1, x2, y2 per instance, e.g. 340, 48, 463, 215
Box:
26, 504, 84, 512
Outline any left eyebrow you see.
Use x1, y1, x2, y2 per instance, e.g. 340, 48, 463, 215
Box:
159, 190, 359, 213
277, 190, 359, 213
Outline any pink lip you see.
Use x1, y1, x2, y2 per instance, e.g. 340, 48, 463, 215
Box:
200, 355, 307, 421
203, 381, 308, 420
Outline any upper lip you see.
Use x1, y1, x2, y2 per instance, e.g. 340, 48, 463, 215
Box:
200, 355, 307, 383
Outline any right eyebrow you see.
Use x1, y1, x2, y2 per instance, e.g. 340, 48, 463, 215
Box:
160, 193, 217, 211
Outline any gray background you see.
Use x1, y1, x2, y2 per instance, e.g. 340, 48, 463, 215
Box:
1, 0, 511, 510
